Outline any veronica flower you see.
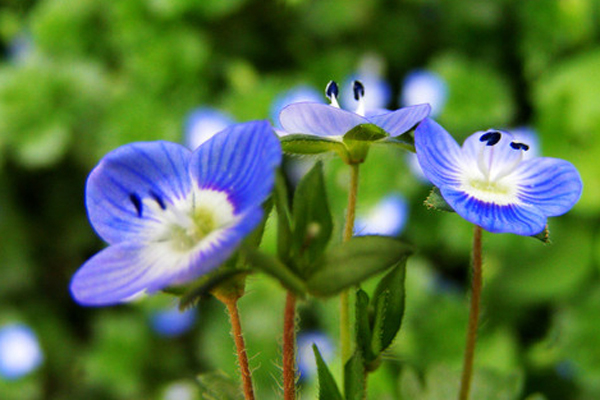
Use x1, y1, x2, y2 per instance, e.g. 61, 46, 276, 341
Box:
401, 70, 448, 118
278, 81, 431, 163
354, 194, 408, 236
296, 331, 334, 380
0, 324, 43, 380
415, 118, 582, 235
70, 120, 281, 306
270, 85, 322, 129
184, 107, 235, 149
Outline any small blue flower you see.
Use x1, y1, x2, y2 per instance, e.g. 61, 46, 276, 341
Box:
401, 70, 448, 118
270, 85, 323, 128
70, 120, 281, 306
184, 108, 235, 149
296, 331, 334, 380
354, 194, 408, 236
150, 306, 197, 337
0, 324, 43, 380
415, 118, 582, 235
279, 80, 430, 139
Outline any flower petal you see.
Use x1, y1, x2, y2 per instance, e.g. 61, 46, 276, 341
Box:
190, 120, 281, 213
414, 118, 463, 187
279, 102, 368, 137
368, 103, 431, 137
441, 187, 547, 235
461, 130, 524, 182
86, 142, 192, 244
514, 158, 583, 217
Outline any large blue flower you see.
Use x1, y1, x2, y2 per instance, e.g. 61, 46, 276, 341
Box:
71, 120, 281, 306
278, 80, 430, 140
415, 118, 582, 235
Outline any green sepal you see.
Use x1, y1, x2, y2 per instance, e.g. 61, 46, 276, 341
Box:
242, 247, 307, 298
355, 289, 376, 364
305, 236, 414, 297
424, 186, 455, 212
290, 161, 333, 272
531, 225, 551, 244
177, 268, 248, 310
378, 131, 416, 152
344, 349, 366, 400
197, 371, 244, 400
280, 134, 349, 161
370, 261, 407, 355
313, 344, 343, 400
274, 170, 293, 262
343, 123, 388, 142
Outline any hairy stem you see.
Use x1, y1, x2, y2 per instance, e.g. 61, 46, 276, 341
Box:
283, 292, 297, 400
341, 163, 360, 367
458, 225, 483, 400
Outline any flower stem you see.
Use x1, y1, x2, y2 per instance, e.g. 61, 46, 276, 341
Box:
341, 163, 360, 366
458, 225, 483, 400
219, 295, 255, 400
283, 291, 297, 400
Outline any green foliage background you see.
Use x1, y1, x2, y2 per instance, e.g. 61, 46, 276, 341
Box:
0, 0, 599, 399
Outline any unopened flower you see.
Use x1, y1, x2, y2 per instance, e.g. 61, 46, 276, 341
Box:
415, 118, 582, 235
71, 121, 281, 306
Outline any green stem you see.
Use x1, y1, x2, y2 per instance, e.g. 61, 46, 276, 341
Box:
283, 292, 297, 400
458, 225, 483, 400
341, 163, 360, 367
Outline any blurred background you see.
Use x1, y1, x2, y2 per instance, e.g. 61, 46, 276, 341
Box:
0, 0, 599, 399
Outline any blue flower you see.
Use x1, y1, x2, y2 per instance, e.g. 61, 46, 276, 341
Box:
270, 85, 323, 128
296, 331, 334, 380
150, 306, 197, 337
354, 194, 408, 236
70, 120, 281, 306
415, 118, 583, 235
279, 80, 430, 140
400, 70, 448, 118
0, 324, 43, 380
184, 107, 235, 149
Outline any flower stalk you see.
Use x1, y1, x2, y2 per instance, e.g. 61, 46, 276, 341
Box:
458, 225, 483, 400
283, 292, 297, 400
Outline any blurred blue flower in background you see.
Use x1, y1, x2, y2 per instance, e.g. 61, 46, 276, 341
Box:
354, 194, 408, 236
0, 324, 43, 380
401, 70, 448, 117
270, 85, 322, 128
296, 331, 334, 380
415, 118, 583, 235
150, 306, 197, 338
340, 55, 392, 113
279, 80, 430, 138
184, 108, 235, 149
70, 121, 282, 306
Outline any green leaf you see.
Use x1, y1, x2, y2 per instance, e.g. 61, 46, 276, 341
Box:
344, 350, 366, 400
424, 186, 455, 212
306, 236, 413, 297
371, 261, 407, 355
274, 170, 293, 262
354, 289, 375, 364
313, 344, 343, 400
197, 371, 244, 400
242, 247, 307, 298
291, 161, 333, 272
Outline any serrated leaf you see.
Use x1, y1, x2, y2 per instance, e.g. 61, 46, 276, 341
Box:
305, 236, 413, 297
242, 247, 307, 297
371, 261, 407, 355
424, 186, 455, 212
355, 289, 375, 364
291, 161, 333, 272
313, 344, 343, 400
274, 170, 293, 262
197, 371, 244, 400
344, 350, 366, 400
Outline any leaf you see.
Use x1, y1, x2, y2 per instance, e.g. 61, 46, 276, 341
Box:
344, 350, 366, 400
354, 289, 375, 364
242, 247, 307, 298
305, 236, 413, 297
371, 261, 407, 355
424, 186, 455, 212
313, 344, 343, 400
291, 161, 333, 272
274, 170, 293, 262
197, 371, 244, 400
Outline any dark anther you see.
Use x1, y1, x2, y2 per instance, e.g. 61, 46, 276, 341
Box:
479, 131, 501, 146
129, 193, 143, 217
150, 191, 166, 210
325, 80, 339, 100
510, 142, 529, 151
352, 80, 365, 100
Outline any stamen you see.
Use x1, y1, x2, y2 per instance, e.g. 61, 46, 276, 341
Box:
129, 193, 143, 217
325, 81, 340, 108
479, 131, 501, 146
510, 142, 529, 151
352, 80, 365, 101
149, 191, 167, 210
